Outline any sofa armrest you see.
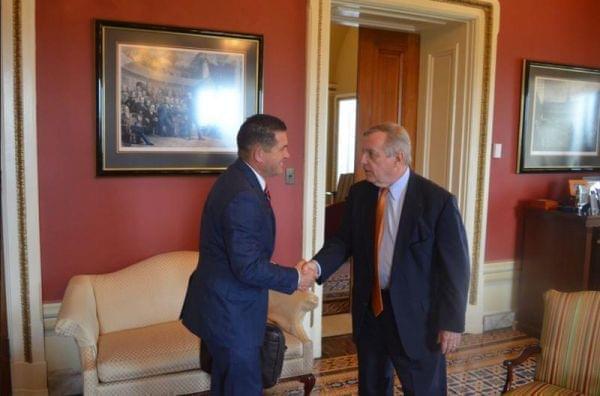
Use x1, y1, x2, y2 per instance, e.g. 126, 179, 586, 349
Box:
268, 290, 318, 343
55, 275, 99, 349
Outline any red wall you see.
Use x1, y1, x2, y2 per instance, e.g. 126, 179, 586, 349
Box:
37, 0, 600, 300
36, 0, 306, 301
485, 0, 600, 261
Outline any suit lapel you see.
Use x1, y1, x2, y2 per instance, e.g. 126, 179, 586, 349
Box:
364, 183, 380, 270
234, 159, 263, 194
234, 159, 276, 247
391, 173, 422, 273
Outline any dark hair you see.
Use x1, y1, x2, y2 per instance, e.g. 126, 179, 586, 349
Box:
237, 114, 287, 159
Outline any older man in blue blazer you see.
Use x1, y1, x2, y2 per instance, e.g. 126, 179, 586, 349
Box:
303, 123, 470, 395
181, 114, 314, 395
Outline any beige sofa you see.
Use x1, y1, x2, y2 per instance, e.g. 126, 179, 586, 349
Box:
55, 251, 318, 395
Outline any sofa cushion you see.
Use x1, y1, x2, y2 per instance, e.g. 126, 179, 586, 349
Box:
504, 381, 584, 395
97, 320, 200, 383
97, 319, 304, 384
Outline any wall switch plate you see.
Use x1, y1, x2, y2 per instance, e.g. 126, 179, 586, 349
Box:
493, 143, 502, 158
285, 168, 295, 185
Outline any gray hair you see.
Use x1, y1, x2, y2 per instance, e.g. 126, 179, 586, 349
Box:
363, 122, 412, 166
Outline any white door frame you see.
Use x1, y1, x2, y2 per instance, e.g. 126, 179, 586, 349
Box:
303, 0, 500, 357
1, 0, 48, 394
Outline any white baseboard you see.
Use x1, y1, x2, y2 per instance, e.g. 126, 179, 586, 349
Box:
11, 361, 48, 396
43, 303, 82, 395
42, 302, 60, 333
43, 304, 80, 370
482, 260, 519, 331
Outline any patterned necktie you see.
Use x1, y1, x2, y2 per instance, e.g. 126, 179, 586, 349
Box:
264, 186, 271, 202
371, 187, 388, 317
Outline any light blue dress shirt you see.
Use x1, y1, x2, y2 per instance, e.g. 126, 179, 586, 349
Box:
379, 168, 410, 289
313, 169, 411, 287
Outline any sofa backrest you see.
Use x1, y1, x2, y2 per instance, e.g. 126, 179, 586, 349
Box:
93, 251, 198, 334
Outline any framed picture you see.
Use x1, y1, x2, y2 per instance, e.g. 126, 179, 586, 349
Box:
517, 60, 600, 173
96, 20, 263, 175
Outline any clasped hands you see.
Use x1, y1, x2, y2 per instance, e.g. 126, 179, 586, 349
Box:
296, 260, 318, 291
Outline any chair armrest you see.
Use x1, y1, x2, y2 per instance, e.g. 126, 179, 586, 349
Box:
502, 344, 541, 393
268, 290, 318, 343
54, 275, 99, 349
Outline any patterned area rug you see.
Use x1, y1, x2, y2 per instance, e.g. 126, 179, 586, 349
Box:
267, 329, 538, 395
322, 262, 351, 316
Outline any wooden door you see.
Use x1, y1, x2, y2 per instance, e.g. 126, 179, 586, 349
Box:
355, 27, 419, 180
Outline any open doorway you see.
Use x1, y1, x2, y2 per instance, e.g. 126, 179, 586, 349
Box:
305, 0, 499, 359
321, 19, 423, 352
321, 25, 357, 344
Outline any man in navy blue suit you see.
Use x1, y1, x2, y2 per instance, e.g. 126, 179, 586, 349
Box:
181, 114, 315, 395
303, 123, 470, 395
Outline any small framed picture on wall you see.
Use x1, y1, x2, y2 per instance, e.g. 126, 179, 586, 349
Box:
95, 20, 263, 175
517, 60, 600, 173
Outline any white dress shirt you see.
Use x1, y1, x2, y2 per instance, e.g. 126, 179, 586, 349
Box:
244, 161, 266, 191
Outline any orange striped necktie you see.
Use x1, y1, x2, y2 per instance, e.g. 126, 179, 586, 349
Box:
371, 187, 388, 317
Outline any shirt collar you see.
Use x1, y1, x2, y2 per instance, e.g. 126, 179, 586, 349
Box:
387, 168, 410, 201
243, 161, 266, 191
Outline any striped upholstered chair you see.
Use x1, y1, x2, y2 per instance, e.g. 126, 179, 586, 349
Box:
502, 290, 600, 395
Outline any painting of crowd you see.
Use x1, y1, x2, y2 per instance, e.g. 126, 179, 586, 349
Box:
120, 80, 200, 147
118, 46, 243, 150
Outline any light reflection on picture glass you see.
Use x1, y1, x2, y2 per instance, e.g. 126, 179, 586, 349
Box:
531, 77, 600, 156
118, 44, 244, 153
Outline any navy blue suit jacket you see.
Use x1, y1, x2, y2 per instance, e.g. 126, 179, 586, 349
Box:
181, 159, 298, 348
314, 172, 470, 359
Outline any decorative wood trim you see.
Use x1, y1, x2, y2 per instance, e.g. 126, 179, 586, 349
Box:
437, 0, 497, 306
303, 0, 332, 357
11, 0, 32, 364
312, 0, 325, 257
2, 2, 46, 388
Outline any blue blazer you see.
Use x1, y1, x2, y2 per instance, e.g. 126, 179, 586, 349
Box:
181, 159, 298, 348
314, 172, 470, 359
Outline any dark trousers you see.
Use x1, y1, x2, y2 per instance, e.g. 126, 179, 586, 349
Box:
357, 291, 447, 396
205, 342, 262, 396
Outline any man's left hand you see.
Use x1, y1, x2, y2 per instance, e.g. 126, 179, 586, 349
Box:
438, 330, 461, 354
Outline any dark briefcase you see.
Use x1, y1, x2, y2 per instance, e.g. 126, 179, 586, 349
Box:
200, 323, 287, 389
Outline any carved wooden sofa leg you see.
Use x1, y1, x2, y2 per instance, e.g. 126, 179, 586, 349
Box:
299, 373, 316, 395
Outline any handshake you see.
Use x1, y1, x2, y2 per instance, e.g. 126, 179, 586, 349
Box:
296, 260, 319, 291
